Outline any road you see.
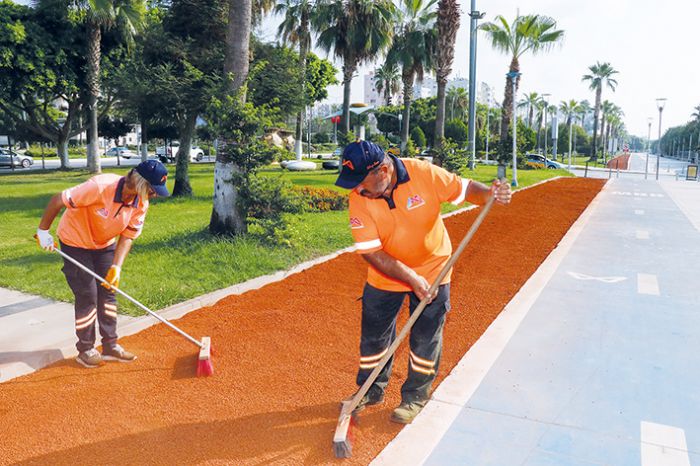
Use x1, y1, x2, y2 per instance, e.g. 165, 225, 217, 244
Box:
0, 154, 216, 172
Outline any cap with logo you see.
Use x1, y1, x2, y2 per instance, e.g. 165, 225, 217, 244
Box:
135, 159, 170, 197
334, 140, 386, 189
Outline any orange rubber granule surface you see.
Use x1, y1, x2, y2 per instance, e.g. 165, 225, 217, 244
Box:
0, 177, 605, 466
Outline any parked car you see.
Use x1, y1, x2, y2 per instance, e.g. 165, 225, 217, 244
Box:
0, 148, 33, 168
155, 141, 205, 162
526, 154, 563, 169
332, 147, 343, 158
104, 146, 136, 159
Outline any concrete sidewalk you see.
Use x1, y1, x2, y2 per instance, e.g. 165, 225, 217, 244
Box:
373, 177, 700, 465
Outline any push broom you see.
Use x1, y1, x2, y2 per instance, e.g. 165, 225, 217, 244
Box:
50, 245, 214, 377
333, 195, 496, 458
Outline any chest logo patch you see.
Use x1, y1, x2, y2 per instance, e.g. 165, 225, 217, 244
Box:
96, 208, 109, 219
406, 194, 425, 210
350, 217, 364, 229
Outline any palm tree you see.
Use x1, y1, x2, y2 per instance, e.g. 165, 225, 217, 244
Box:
276, 0, 313, 160
373, 62, 401, 106
73, 0, 145, 174
519, 92, 541, 128
210, 0, 253, 235
560, 99, 578, 163
582, 61, 618, 162
314, 0, 396, 135
691, 104, 700, 122
480, 14, 564, 166
447, 86, 468, 121
252, 0, 275, 25
600, 100, 614, 162
433, 0, 460, 149
386, 0, 437, 153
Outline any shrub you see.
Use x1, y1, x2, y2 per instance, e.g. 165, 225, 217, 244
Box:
240, 175, 305, 246
293, 186, 347, 212
434, 139, 466, 174
368, 133, 390, 150
445, 119, 468, 145
403, 138, 418, 157
411, 126, 426, 148
311, 132, 330, 144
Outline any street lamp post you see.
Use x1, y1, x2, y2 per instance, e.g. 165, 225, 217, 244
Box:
485, 90, 490, 161
645, 117, 652, 179
655, 98, 666, 180
467, 0, 485, 170
508, 71, 521, 187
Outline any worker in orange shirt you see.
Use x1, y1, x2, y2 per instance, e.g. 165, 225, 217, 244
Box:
336, 141, 511, 424
36, 160, 170, 368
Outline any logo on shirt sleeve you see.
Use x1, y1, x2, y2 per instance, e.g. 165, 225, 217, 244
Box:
96, 208, 109, 218
349, 217, 364, 229
406, 194, 425, 210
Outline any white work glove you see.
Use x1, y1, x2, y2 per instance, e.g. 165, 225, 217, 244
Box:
36, 228, 55, 251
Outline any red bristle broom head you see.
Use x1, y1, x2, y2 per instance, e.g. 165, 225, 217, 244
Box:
197, 336, 213, 377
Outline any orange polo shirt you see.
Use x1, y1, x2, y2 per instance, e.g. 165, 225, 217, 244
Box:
348, 157, 469, 292
57, 174, 149, 250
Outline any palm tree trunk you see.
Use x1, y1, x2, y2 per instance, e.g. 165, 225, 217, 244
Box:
211, 0, 252, 236
528, 105, 533, 128
341, 63, 355, 135
591, 87, 601, 161
173, 112, 196, 197
499, 57, 520, 164
140, 116, 148, 162
294, 18, 309, 160
434, 78, 447, 149
86, 20, 102, 174
400, 71, 413, 153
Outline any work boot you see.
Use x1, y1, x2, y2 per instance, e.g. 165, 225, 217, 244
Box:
102, 344, 137, 362
75, 348, 102, 368
340, 385, 385, 413
390, 399, 427, 424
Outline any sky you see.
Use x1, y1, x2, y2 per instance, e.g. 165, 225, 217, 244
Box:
14, 0, 699, 137
260, 0, 700, 138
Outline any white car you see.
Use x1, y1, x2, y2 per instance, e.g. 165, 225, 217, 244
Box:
156, 141, 205, 162
104, 147, 136, 159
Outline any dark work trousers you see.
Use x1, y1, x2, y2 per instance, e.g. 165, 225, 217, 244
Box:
60, 241, 118, 352
356, 283, 451, 403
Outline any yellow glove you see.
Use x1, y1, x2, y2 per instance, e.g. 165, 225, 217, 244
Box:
101, 265, 121, 291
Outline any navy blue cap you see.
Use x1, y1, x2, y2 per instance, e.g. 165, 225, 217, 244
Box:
335, 141, 386, 189
135, 160, 170, 197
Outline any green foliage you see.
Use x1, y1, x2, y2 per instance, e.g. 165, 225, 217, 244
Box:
304, 52, 338, 104
206, 92, 280, 174
368, 133, 390, 150
411, 126, 427, 148
99, 118, 133, 142
403, 137, 417, 157
445, 118, 468, 145
339, 130, 356, 147
311, 132, 330, 143
250, 40, 304, 117
434, 139, 466, 174
240, 175, 304, 246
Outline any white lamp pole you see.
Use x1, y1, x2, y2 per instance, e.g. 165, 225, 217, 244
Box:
655, 98, 667, 180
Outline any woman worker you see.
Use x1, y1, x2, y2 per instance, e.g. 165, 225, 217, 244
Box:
36, 159, 170, 368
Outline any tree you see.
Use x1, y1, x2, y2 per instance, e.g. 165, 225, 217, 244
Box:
314, 0, 396, 134
71, 0, 145, 174
154, 0, 226, 197
373, 62, 401, 106
276, 0, 312, 160
411, 125, 427, 148
446, 86, 468, 121
480, 14, 564, 166
433, 0, 460, 149
445, 118, 467, 145
559, 99, 578, 162
582, 61, 618, 162
691, 104, 700, 122
519, 92, 541, 128
0, 1, 101, 168
211, 0, 253, 235
387, 0, 437, 154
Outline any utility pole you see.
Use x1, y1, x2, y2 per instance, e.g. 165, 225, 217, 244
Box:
656, 98, 666, 180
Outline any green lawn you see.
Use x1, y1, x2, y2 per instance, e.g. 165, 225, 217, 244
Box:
0, 163, 569, 315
